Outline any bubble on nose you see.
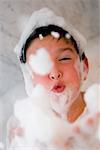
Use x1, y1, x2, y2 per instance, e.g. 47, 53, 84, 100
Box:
51, 31, 60, 39
29, 48, 53, 75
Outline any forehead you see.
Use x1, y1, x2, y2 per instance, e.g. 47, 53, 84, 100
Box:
26, 35, 77, 56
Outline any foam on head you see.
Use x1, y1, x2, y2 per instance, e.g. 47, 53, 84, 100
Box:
39, 34, 44, 40
15, 7, 86, 57
51, 31, 60, 39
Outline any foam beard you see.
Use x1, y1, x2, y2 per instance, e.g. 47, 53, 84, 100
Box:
30, 83, 80, 120
49, 85, 81, 119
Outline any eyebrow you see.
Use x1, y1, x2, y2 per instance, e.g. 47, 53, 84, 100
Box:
56, 47, 74, 53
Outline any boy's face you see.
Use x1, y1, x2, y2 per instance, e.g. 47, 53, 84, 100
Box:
26, 35, 88, 112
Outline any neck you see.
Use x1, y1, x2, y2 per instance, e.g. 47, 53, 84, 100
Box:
67, 92, 86, 123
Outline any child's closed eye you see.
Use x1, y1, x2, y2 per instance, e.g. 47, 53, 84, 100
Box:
59, 57, 71, 61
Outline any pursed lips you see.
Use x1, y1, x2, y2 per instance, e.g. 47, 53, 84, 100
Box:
51, 83, 66, 93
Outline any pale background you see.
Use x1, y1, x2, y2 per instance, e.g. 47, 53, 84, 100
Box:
0, 0, 100, 148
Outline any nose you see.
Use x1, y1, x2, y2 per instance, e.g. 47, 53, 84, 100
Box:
49, 68, 63, 80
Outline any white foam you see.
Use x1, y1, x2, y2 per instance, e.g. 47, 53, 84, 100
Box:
12, 83, 100, 148
14, 97, 72, 146
51, 31, 60, 39
49, 84, 80, 120
65, 33, 71, 39
39, 34, 43, 40
20, 63, 34, 97
84, 83, 100, 113
84, 83, 100, 141
31, 84, 51, 109
29, 48, 53, 75
13, 83, 100, 148
50, 89, 71, 117
0, 142, 4, 149
14, 83, 78, 146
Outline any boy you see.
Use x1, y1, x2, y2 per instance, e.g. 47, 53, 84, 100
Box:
7, 8, 100, 150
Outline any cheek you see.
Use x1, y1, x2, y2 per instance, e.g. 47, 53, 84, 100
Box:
63, 64, 81, 87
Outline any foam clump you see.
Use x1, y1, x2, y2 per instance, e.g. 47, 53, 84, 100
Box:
14, 98, 71, 147
84, 83, 100, 113
0, 142, 4, 149
65, 33, 71, 39
12, 83, 100, 149
51, 31, 60, 38
29, 48, 53, 75
81, 83, 100, 141
30, 84, 51, 109
14, 84, 75, 149
39, 34, 43, 40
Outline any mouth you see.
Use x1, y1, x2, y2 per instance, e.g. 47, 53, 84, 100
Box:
51, 84, 66, 93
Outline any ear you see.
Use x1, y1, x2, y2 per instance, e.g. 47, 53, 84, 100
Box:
82, 56, 89, 81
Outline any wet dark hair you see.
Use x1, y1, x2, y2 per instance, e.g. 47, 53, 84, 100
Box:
20, 24, 85, 63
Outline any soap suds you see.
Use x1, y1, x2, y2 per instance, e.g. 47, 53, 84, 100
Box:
29, 48, 53, 75
30, 83, 80, 120
84, 83, 100, 114
13, 83, 100, 149
0, 142, 4, 149
65, 33, 71, 39
14, 99, 73, 149
49, 86, 75, 119
51, 31, 60, 39
39, 34, 43, 40
20, 63, 35, 97
83, 83, 100, 140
